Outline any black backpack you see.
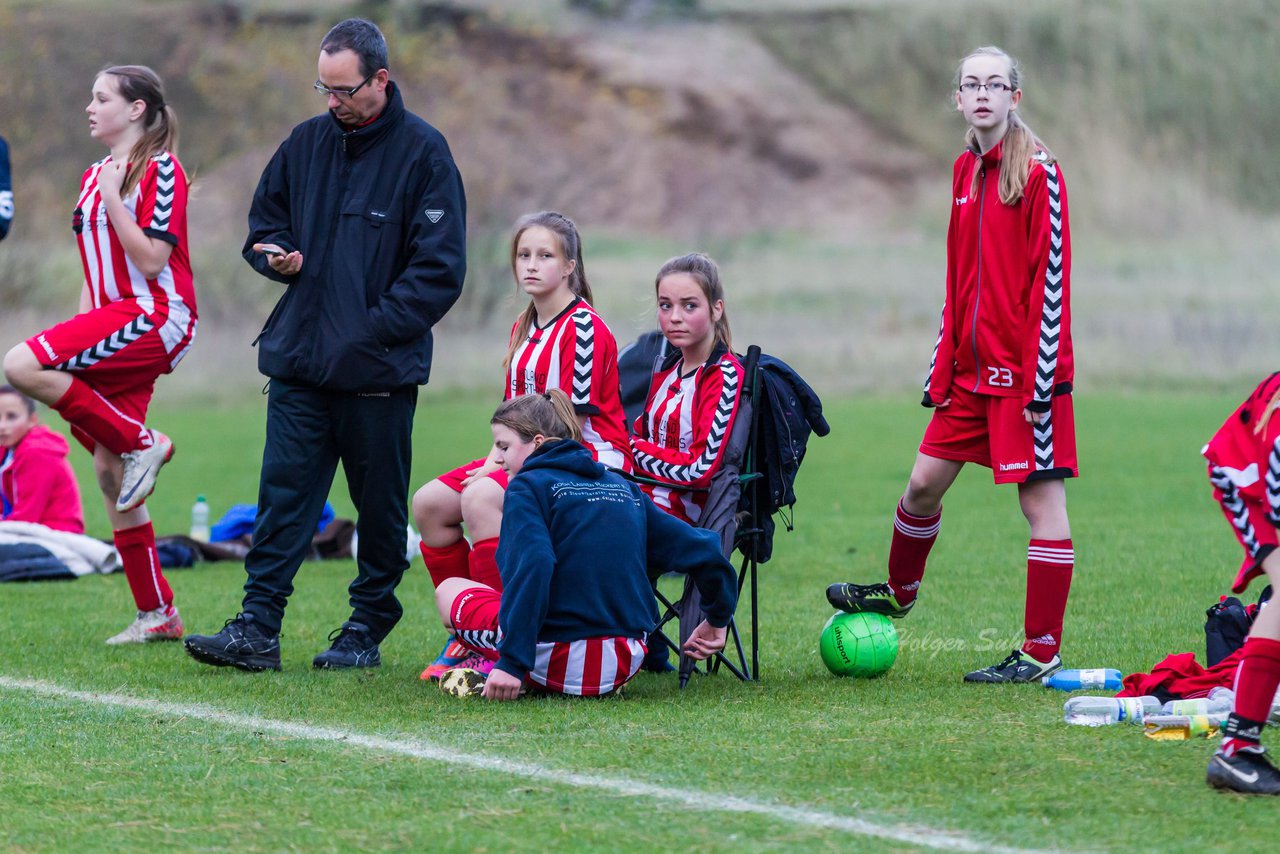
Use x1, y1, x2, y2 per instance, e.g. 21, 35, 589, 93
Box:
739, 350, 829, 564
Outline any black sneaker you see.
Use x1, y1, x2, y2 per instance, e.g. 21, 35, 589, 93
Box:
1207, 747, 1280, 795
184, 614, 281, 672
312, 621, 381, 669
825, 581, 914, 618
963, 649, 1062, 683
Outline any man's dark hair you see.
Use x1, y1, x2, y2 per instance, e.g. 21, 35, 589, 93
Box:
321, 19, 389, 78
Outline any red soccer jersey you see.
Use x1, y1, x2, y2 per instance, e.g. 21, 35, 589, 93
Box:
631, 348, 743, 525
74, 152, 197, 352
505, 298, 632, 471
1203, 372, 1280, 593
924, 141, 1072, 410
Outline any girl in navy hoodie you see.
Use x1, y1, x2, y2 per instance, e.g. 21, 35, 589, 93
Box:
432, 389, 737, 700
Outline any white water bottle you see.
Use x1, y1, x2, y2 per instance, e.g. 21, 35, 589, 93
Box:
1063, 695, 1161, 726
190, 495, 210, 543
1161, 687, 1234, 716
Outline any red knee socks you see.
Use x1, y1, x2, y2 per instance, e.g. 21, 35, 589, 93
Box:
468, 537, 502, 592
1221, 637, 1280, 756
113, 522, 171, 612
52, 377, 149, 455
421, 539, 471, 589
887, 500, 940, 607
1022, 539, 1074, 662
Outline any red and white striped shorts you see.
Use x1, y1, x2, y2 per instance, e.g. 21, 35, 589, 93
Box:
449, 585, 647, 696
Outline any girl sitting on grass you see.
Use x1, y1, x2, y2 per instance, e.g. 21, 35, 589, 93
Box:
433, 390, 737, 700
412, 211, 632, 681
0, 386, 84, 534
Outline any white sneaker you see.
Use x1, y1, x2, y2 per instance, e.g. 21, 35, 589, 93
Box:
105, 604, 184, 645
116, 432, 174, 512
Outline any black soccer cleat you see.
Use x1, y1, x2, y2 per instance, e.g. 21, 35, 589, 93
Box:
184, 614, 281, 672
312, 621, 381, 669
1207, 747, 1280, 795
963, 649, 1061, 684
826, 581, 914, 618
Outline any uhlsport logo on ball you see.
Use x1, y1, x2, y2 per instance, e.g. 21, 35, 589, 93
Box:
819, 611, 899, 677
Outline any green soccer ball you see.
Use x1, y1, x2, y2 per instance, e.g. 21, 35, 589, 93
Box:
819, 611, 899, 678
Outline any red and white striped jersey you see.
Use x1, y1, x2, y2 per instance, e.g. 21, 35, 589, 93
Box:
505, 297, 632, 471
1203, 371, 1280, 593
74, 151, 197, 356
631, 348, 743, 525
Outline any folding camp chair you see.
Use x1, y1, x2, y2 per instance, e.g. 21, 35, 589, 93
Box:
646, 345, 765, 686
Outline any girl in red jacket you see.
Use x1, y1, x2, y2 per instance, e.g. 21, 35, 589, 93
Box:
413, 211, 632, 679
1201, 373, 1280, 794
0, 386, 85, 534
631, 252, 743, 526
827, 46, 1076, 683
3, 66, 192, 644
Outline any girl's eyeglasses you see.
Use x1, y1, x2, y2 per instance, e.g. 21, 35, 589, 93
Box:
959, 82, 1013, 94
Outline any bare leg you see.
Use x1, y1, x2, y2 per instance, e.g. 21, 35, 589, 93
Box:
413, 479, 464, 548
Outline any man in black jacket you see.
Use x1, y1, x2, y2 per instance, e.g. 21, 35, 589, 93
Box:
186, 19, 466, 672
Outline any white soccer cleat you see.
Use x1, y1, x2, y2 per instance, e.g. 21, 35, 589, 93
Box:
105, 604, 184, 645
116, 431, 174, 512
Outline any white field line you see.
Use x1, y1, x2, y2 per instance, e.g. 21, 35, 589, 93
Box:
1, 676, 1068, 854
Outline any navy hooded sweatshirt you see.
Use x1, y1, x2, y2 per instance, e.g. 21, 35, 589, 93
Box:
495, 439, 737, 681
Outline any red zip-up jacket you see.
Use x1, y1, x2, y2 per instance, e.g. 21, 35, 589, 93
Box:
923, 139, 1072, 411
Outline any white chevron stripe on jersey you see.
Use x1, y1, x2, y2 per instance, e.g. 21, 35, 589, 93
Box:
1033, 412, 1055, 470
922, 303, 946, 396
1268, 438, 1280, 525
571, 308, 594, 406
1210, 466, 1262, 557
1027, 546, 1074, 564
456, 627, 501, 654
1032, 162, 1064, 405
643, 363, 740, 485
149, 154, 176, 232
53, 313, 156, 372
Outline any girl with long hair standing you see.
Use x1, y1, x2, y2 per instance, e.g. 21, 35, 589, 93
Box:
3, 65, 196, 643
827, 46, 1077, 683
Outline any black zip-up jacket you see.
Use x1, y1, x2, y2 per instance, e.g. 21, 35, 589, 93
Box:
243, 82, 466, 391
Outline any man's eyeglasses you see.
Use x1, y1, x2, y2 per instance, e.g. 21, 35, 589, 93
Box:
959, 82, 1013, 94
314, 70, 379, 99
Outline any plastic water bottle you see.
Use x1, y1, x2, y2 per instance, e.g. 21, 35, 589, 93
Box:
1042, 668, 1123, 691
190, 495, 210, 543
1143, 713, 1227, 740
1161, 687, 1234, 716
1063, 695, 1160, 726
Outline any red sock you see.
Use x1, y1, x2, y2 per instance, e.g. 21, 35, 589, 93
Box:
52, 377, 149, 455
114, 522, 171, 612
887, 500, 940, 606
421, 539, 471, 589
1022, 538, 1074, 661
469, 537, 502, 592
1220, 637, 1280, 755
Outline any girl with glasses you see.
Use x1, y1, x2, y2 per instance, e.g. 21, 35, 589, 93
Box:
826, 45, 1078, 684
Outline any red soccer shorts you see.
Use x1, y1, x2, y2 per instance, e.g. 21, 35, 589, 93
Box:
448, 585, 646, 696
27, 304, 189, 451
437, 457, 510, 493
920, 385, 1078, 484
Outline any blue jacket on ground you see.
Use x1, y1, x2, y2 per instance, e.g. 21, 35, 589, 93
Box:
495, 439, 738, 681
243, 82, 466, 391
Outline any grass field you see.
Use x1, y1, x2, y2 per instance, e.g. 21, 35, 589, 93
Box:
0, 389, 1273, 852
